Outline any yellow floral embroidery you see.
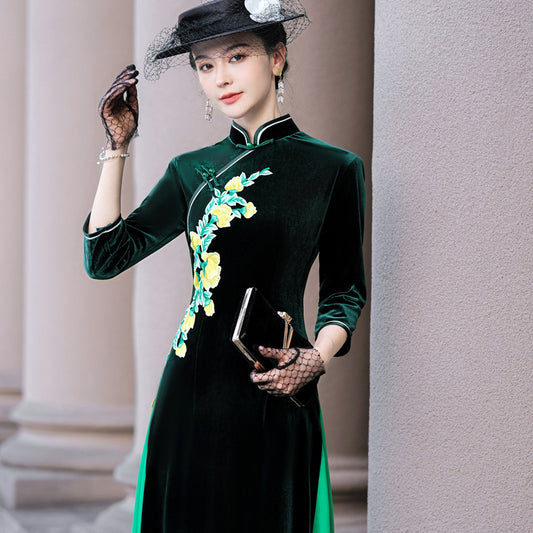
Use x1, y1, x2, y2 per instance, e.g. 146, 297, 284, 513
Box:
224, 176, 244, 192
190, 231, 202, 250
172, 168, 272, 357
181, 311, 195, 333
210, 204, 233, 227
175, 343, 187, 357
200, 251, 221, 289
243, 202, 257, 219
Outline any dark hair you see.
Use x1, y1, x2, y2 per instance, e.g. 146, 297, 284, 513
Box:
252, 23, 289, 88
189, 23, 289, 87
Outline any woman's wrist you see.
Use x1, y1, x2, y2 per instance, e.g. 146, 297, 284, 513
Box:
104, 144, 129, 155
98, 145, 130, 165
314, 339, 336, 369
314, 324, 349, 369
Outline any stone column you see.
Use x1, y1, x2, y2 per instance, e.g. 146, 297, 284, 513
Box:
0, 0, 135, 508
0, 0, 25, 445
369, 1, 533, 531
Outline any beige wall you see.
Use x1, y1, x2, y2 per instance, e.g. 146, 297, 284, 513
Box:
369, 1, 533, 530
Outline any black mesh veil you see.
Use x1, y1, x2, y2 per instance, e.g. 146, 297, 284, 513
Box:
144, 0, 310, 80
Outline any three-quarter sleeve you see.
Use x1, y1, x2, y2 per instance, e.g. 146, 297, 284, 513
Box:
83, 158, 187, 280
314, 154, 367, 356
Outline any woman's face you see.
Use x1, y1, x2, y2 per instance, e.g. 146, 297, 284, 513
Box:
192, 32, 284, 123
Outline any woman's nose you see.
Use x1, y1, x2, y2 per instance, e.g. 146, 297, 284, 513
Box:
215, 64, 231, 87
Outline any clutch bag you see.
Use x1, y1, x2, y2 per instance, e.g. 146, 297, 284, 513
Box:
231, 287, 315, 407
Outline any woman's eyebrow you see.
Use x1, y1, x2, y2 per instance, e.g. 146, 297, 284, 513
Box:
194, 43, 251, 62
224, 43, 252, 53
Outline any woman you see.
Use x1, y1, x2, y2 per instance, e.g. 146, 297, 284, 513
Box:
84, 1, 366, 531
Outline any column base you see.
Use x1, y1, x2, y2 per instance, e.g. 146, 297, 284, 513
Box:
0, 509, 25, 533
0, 372, 22, 444
0, 422, 17, 443
330, 454, 368, 531
0, 464, 126, 509
330, 453, 368, 500
0, 430, 132, 472
0, 400, 18, 443
72, 449, 140, 533
71, 494, 134, 533
113, 450, 140, 486
334, 501, 367, 532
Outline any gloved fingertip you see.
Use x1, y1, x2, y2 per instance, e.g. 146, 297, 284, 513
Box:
126, 64, 136, 70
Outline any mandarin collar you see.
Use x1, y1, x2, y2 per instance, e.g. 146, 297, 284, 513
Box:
229, 114, 299, 147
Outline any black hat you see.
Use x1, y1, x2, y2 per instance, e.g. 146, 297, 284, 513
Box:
144, 0, 309, 80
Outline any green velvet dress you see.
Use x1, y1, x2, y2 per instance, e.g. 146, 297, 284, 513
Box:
83, 115, 366, 533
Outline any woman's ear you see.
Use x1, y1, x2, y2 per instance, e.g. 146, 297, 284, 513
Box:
271, 42, 287, 75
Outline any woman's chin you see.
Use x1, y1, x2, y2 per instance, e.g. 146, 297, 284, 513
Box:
214, 95, 277, 124
216, 104, 249, 121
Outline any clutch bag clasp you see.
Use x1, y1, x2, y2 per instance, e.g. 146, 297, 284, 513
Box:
277, 311, 294, 349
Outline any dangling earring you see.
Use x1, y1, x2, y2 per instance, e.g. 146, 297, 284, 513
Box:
204, 99, 213, 121
276, 71, 285, 104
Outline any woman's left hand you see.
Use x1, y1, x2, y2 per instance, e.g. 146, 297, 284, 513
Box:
250, 346, 326, 397
98, 65, 139, 151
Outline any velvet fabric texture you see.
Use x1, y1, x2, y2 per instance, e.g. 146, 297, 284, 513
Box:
83, 115, 366, 532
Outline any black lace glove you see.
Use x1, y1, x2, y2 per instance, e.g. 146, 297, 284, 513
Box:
98, 64, 139, 150
250, 346, 326, 397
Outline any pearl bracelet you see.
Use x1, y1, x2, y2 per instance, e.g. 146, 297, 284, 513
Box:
97, 148, 130, 165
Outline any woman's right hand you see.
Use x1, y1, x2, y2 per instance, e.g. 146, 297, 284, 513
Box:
98, 64, 139, 151
250, 346, 326, 397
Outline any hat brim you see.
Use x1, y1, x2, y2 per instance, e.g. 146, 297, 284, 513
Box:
154, 12, 304, 60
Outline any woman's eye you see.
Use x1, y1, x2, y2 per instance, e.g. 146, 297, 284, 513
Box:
230, 54, 246, 62
198, 63, 213, 72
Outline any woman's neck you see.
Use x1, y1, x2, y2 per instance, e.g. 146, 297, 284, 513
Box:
235, 101, 281, 144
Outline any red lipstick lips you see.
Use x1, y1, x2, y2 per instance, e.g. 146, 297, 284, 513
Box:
220, 92, 243, 104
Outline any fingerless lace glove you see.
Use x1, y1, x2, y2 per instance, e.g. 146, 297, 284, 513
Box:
250, 347, 326, 397
98, 64, 139, 150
